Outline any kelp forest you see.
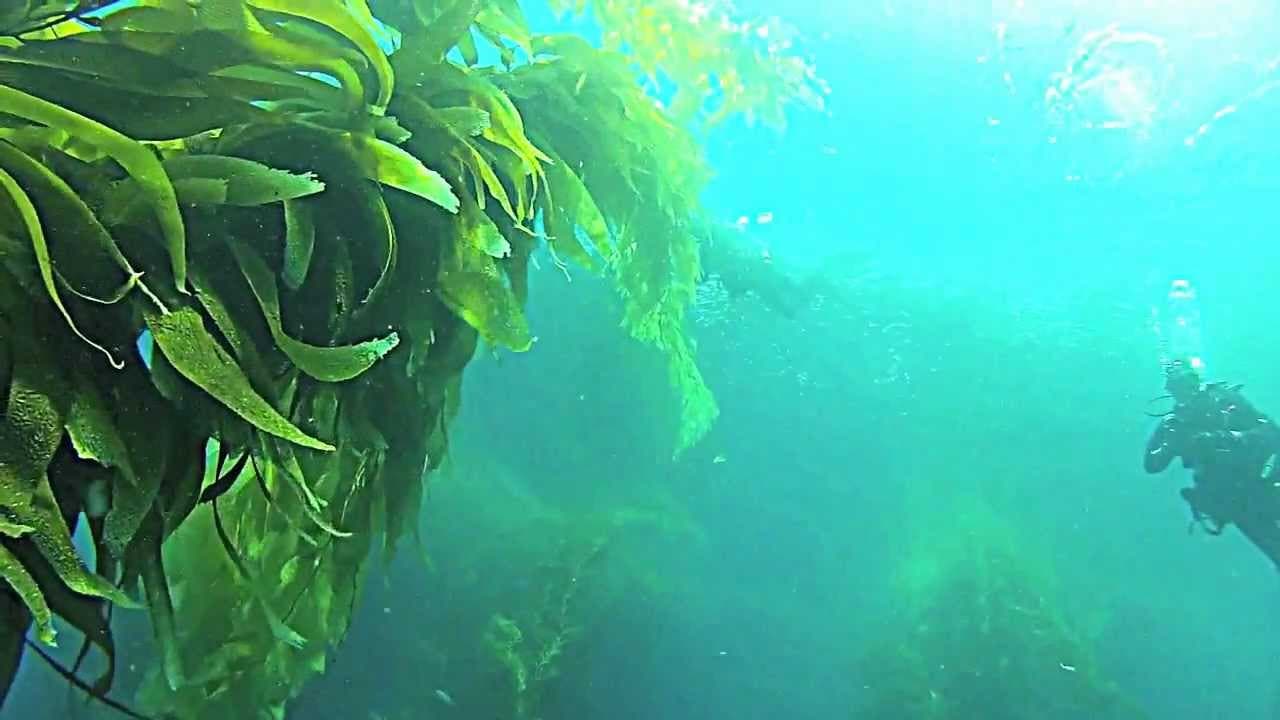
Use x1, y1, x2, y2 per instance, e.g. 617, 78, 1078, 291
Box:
0, 0, 1173, 718
0, 0, 822, 716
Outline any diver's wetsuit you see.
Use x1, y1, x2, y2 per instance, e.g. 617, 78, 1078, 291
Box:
1145, 382, 1280, 569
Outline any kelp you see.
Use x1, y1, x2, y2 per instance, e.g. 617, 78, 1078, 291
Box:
859, 502, 1148, 720
416, 451, 706, 720
498, 33, 723, 452
484, 533, 607, 720
548, 0, 828, 128
0, 0, 821, 716
0, 84, 186, 290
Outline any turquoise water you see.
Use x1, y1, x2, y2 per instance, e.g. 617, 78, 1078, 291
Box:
16, 1, 1280, 718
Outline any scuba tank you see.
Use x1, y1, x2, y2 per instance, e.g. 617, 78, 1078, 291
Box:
1154, 278, 1206, 375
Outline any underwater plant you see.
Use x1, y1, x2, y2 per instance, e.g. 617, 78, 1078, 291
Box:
483, 534, 604, 720
858, 500, 1148, 720
0, 0, 822, 716
301, 447, 706, 720
479, 502, 696, 720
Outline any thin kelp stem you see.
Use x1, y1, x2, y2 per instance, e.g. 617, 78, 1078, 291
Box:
23, 639, 153, 720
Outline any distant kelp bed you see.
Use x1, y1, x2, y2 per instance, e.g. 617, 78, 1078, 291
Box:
0, 0, 823, 717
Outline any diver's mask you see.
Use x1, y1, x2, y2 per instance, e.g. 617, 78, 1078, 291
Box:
1164, 358, 1203, 404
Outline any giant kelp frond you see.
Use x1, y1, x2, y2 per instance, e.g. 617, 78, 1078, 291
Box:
499, 34, 719, 453
0, 5, 459, 713
370, 0, 535, 69
383, 9, 721, 451
549, 0, 828, 128
0, 0, 822, 715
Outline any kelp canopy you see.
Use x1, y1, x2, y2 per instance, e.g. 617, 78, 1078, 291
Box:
0, 0, 823, 716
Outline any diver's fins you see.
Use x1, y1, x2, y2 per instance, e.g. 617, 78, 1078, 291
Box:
1230, 508, 1280, 572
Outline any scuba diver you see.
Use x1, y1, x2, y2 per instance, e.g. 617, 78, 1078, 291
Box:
1144, 357, 1280, 569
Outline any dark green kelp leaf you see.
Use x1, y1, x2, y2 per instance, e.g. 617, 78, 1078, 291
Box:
246, 0, 395, 111
171, 177, 229, 205
135, 513, 183, 691
0, 540, 55, 646
457, 26, 480, 66
153, 420, 207, 541
144, 307, 335, 451
65, 371, 139, 489
163, 154, 326, 206
209, 499, 307, 648
348, 132, 460, 212
0, 140, 144, 307
348, 180, 397, 309
104, 466, 160, 562
0, 166, 122, 368
0, 84, 186, 291
24, 477, 133, 609
0, 125, 107, 166
264, 440, 351, 539
537, 141, 613, 268
405, 62, 550, 188
474, 1, 533, 63
228, 240, 400, 382
282, 198, 315, 290
187, 265, 276, 394
412, 0, 483, 63
436, 106, 491, 137
0, 348, 137, 610
464, 201, 511, 259
0, 65, 267, 140
63, 367, 165, 549
437, 203, 531, 351
0, 35, 203, 96
394, 95, 516, 219
11, 529, 120, 693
